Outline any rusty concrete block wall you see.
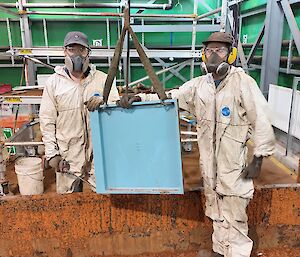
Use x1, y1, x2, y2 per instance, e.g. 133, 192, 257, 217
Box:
0, 186, 299, 257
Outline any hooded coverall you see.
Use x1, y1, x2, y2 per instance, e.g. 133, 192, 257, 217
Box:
139, 67, 275, 257
39, 65, 120, 193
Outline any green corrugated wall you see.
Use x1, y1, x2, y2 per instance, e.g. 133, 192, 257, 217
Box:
0, 0, 299, 89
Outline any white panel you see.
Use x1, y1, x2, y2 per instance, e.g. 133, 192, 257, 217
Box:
292, 90, 300, 139
268, 84, 300, 139
37, 74, 51, 86
268, 84, 292, 132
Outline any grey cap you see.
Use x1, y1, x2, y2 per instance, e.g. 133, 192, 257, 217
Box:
64, 31, 90, 49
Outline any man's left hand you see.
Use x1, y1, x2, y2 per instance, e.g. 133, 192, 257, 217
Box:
117, 95, 141, 109
85, 96, 103, 111
244, 156, 263, 179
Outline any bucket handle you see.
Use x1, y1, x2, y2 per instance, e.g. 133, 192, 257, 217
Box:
18, 170, 44, 182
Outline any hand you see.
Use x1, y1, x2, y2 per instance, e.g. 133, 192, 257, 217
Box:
48, 155, 62, 171
58, 159, 70, 173
244, 156, 263, 179
37, 145, 45, 155
84, 95, 103, 111
48, 155, 70, 173
117, 95, 141, 109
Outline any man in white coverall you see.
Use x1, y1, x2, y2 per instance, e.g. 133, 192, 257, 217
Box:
40, 31, 119, 193
119, 32, 275, 257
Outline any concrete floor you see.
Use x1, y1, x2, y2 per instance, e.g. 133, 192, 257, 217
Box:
182, 143, 297, 191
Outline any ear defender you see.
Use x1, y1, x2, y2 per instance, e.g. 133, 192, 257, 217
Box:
201, 49, 206, 63
202, 47, 237, 64
227, 47, 237, 64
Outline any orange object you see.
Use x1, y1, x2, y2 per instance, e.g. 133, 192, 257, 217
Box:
0, 115, 31, 129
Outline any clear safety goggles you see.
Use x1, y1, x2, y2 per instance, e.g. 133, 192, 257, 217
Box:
204, 46, 229, 58
65, 46, 90, 57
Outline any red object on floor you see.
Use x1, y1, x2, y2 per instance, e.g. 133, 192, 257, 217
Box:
0, 83, 12, 94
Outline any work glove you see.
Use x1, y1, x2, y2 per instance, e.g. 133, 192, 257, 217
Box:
48, 155, 62, 171
48, 155, 70, 173
37, 145, 45, 156
117, 95, 142, 109
244, 156, 263, 179
85, 95, 104, 111
58, 159, 70, 173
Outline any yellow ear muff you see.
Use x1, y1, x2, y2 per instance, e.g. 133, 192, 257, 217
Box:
227, 47, 237, 64
201, 49, 206, 62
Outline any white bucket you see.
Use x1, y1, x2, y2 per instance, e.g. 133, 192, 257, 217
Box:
15, 157, 44, 195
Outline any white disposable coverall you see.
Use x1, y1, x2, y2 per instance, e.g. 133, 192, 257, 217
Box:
40, 65, 119, 193
139, 67, 275, 257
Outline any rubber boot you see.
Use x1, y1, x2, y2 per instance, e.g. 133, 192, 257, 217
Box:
212, 252, 224, 257
71, 178, 83, 192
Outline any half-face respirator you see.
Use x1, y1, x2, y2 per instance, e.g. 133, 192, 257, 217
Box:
200, 46, 237, 77
65, 55, 90, 73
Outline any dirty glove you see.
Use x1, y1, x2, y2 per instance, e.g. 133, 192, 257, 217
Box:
37, 144, 45, 156
244, 156, 263, 179
48, 155, 70, 173
85, 95, 103, 111
48, 155, 62, 171
58, 159, 70, 173
117, 95, 142, 109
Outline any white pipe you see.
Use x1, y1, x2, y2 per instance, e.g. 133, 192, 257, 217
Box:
220, 0, 228, 32
181, 138, 198, 142
190, 0, 198, 79
180, 131, 197, 136
2, 1, 173, 10
5, 142, 44, 146
12, 85, 44, 91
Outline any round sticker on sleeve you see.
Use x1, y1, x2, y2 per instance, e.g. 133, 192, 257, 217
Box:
221, 106, 231, 117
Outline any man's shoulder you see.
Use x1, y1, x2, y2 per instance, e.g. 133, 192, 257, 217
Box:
230, 66, 252, 80
181, 74, 210, 89
90, 69, 108, 83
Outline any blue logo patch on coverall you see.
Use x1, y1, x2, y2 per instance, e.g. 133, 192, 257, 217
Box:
221, 106, 231, 117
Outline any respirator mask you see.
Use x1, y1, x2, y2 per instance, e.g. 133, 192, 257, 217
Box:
65, 55, 90, 73
65, 46, 90, 73
201, 46, 231, 77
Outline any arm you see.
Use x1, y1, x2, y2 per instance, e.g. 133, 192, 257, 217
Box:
241, 76, 275, 178
86, 77, 120, 111
241, 75, 275, 157
39, 77, 60, 160
137, 79, 197, 112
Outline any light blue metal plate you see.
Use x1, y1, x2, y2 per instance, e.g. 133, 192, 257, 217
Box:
90, 99, 183, 194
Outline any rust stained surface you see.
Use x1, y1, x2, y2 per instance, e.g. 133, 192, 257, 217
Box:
1, 141, 299, 256
0, 89, 43, 97
0, 187, 299, 257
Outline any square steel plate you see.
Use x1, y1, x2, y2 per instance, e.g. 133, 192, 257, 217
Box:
90, 99, 183, 194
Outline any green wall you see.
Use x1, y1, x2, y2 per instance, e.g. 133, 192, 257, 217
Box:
0, 0, 299, 89
240, 1, 300, 89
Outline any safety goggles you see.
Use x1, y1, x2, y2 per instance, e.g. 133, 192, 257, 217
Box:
204, 46, 229, 58
65, 46, 90, 57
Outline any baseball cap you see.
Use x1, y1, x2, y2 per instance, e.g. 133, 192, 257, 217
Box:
64, 31, 90, 49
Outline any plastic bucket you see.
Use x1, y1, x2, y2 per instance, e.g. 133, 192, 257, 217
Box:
15, 157, 44, 195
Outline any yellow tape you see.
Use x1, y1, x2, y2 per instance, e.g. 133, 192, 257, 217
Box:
4, 97, 22, 103
19, 49, 32, 54
269, 156, 297, 179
